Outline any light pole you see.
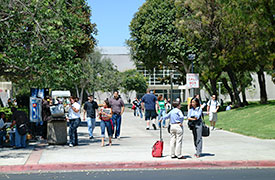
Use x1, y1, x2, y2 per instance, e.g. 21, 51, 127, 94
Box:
218, 82, 222, 102
188, 53, 196, 97
170, 72, 173, 103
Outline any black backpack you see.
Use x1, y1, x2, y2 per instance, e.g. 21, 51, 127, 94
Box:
15, 111, 29, 135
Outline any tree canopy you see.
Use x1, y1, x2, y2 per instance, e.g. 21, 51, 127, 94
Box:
0, 0, 97, 88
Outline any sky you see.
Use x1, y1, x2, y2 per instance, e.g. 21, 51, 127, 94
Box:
87, 0, 146, 47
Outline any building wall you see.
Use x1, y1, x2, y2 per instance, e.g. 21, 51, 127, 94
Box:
97, 47, 275, 103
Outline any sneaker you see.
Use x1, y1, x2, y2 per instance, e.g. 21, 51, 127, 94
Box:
171, 156, 177, 159
69, 143, 73, 147
146, 127, 150, 130
212, 127, 215, 131
89, 136, 94, 139
152, 124, 157, 130
177, 156, 186, 159
194, 154, 200, 158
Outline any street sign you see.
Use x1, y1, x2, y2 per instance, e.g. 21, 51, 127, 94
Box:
186, 73, 199, 88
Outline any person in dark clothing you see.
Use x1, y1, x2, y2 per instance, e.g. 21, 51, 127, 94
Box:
11, 107, 28, 149
42, 96, 52, 139
132, 98, 139, 116
83, 95, 99, 139
141, 89, 158, 130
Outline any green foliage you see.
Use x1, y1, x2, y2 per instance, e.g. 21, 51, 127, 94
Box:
0, 0, 96, 89
121, 69, 148, 94
205, 101, 275, 139
127, 0, 196, 76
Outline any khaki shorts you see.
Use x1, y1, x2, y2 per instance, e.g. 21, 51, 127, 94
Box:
209, 112, 217, 122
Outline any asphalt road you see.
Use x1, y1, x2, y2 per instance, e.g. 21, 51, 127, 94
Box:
1, 168, 275, 180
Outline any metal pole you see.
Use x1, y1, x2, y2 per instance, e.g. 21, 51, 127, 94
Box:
218, 82, 222, 102
191, 60, 194, 97
170, 72, 173, 103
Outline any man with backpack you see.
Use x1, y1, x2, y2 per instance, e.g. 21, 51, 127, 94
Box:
11, 107, 29, 149
207, 95, 220, 130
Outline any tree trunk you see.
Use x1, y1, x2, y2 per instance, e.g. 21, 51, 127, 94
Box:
75, 85, 80, 98
226, 69, 242, 107
241, 87, 248, 106
209, 78, 217, 96
257, 68, 268, 104
79, 87, 84, 105
221, 78, 235, 105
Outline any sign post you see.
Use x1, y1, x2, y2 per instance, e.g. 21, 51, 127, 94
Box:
186, 73, 199, 97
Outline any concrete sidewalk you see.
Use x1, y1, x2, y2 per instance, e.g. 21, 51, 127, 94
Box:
1, 110, 275, 172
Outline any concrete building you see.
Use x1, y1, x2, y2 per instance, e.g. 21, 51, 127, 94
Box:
96, 46, 275, 103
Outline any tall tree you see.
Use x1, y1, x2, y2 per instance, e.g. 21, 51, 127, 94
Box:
127, 0, 196, 82
0, 0, 96, 88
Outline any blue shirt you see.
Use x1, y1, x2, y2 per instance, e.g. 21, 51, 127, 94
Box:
161, 108, 184, 124
187, 107, 203, 121
141, 93, 157, 110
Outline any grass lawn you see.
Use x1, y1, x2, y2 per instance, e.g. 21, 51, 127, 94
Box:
205, 101, 275, 139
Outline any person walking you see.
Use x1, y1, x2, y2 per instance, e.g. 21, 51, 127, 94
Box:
188, 97, 203, 158
42, 96, 52, 140
160, 101, 185, 159
67, 96, 81, 147
141, 89, 158, 130
109, 91, 125, 139
207, 95, 220, 130
157, 95, 166, 128
98, 99, 113, 147
83, 95, 99, 139
132, 98, 139, 116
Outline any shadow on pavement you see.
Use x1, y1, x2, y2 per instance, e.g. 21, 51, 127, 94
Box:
200, 153, 215, 157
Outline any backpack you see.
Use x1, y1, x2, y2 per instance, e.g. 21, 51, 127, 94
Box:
18, 124, 28, 135
15, 111, 29, 135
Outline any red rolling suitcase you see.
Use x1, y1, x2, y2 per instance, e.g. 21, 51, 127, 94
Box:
152, 125, 164, 157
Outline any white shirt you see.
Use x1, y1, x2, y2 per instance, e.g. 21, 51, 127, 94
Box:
207, 100, 220, 113
68, 102, 81, 119
0, 118, 5, 129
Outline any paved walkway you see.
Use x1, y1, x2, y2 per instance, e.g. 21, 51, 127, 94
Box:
1, 110, 275, 172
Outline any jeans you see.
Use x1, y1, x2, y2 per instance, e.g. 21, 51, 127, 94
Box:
15, 128, 26, 148
112, 114, 121, 138
87, 117, 96, 137
69, 118, 81, 145
138, 107, 143, 119
158, 109, 166, 127
0, 130, 6, 146
9, 131, 15, 147
100, 120, 113, 137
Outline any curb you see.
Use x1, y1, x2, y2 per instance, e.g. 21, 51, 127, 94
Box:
1, 160, 275, 173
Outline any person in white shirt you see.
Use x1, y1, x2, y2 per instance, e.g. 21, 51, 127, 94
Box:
67, 97, 81, 147
207, 95, 220, 130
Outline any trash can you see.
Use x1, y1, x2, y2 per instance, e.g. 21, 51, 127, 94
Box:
47, 117, 67, 145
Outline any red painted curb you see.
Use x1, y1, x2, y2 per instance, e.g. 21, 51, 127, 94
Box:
1, 160, 275, 172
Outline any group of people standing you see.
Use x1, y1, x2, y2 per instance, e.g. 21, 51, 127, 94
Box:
140, 88, 220, 159
80, 91, 125, 147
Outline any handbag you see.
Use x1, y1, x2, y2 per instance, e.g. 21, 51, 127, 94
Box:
202, 122, 210, 137
131, 105, 136, 110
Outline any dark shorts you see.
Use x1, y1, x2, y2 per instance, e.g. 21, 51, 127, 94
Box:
145, 110, 157, 120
